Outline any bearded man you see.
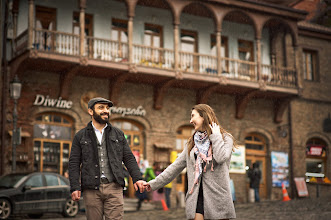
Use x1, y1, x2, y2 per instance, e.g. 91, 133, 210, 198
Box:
69, 97, 145, 220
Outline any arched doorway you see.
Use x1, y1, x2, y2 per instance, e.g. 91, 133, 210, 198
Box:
33, 113, 73, 175
112, 119, 144, 198
245, 133, 268, 200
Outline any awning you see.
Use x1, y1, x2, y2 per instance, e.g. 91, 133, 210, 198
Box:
8, 130, 31, 137
154, 142, 173, 149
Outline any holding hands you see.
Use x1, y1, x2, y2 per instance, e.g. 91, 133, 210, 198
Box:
209, 122, 221, 135
134, 180, 152, 192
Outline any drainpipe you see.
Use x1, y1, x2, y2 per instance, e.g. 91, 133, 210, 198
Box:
1, 0, 9, 175
288, 100, 295, 198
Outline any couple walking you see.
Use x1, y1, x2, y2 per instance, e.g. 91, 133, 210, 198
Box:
69, 97, 236, 220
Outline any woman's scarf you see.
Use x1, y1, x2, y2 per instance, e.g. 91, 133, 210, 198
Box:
189, 131, 214, 194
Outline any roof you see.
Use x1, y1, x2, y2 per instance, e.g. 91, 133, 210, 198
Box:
298, 21, 331, 34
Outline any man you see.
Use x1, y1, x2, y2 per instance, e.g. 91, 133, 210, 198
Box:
248, 162, 261, 202
69, 97, 145, 220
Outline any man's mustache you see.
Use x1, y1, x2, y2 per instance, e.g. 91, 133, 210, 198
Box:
100, 113, 109, 116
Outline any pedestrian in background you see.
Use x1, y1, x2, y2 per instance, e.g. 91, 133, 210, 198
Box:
248, 162, 261, 202
69, 97, 145, 220
144, 104, 236, 220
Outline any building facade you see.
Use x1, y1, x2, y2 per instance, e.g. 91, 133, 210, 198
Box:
1, 0, 331, 204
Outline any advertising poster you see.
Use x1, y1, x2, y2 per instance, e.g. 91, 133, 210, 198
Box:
271, 151, 289, 187
294, 177, 309, 197
230, 145, 246, 174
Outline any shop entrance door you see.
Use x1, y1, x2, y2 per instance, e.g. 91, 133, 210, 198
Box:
246, 155, 267, 200
245, 133, 268, 200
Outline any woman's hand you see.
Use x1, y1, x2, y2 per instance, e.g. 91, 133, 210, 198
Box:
209, 122, 220, 135
143, 182, 152, 192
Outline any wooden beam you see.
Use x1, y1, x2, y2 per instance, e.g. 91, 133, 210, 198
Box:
196, 84, 219, 104
274, 98, 290, 123
109, 73, 130, 106
60, 66, 80, 99
154, 79, 175, 110
235, 90, 258, 119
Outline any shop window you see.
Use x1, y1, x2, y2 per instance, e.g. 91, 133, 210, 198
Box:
305, 138, 327, 182
33, 113, 73, 175
303, 49, 319, 81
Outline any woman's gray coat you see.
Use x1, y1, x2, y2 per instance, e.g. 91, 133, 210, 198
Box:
149, 133, 236, 219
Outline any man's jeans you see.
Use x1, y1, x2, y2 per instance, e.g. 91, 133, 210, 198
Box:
164, 187, 172, 208
254, 187, 260, 202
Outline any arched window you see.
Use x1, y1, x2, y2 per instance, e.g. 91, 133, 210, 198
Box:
176, 125, 194, 152
306, 138, 327, 181
33, 113, 73, 175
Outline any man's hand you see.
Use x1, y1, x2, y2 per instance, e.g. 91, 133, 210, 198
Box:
143, 182, 152, 192
71, 190, 81, 201
134, 180, 146, 193
209, 122, 220, 135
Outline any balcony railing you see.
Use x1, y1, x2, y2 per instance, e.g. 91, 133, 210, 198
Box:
179, 51, 217, 75
86, 36, 128, 62
133, 44, 174, 69
262, 64, 297, 87
33, 29, 79, 56
13, 30, 28, 56
13, 28, 297, 88
221, 57, 258, 81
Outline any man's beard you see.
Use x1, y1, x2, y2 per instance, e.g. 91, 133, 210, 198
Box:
93, 111, 109, 124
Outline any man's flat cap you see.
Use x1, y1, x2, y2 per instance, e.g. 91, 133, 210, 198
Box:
88, 97, 113, 109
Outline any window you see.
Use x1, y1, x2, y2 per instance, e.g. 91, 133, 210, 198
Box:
175, 126, 194, 152
144, 24, 163, 63
35, 6, 56, 51
180, 30, 198, 72
33, 114, 73, 175
238, 39, 254, 78
45, 174, 59, 186
211, 34, 228, 72
111, 18, 128, 59
25, 175, 43, 188
305, 138, 327, 182
303, 50, 318, 81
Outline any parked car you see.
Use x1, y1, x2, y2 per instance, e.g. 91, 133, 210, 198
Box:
0, 172, 80, 219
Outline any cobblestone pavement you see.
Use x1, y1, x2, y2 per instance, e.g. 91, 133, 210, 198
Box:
11, 196, 331, 220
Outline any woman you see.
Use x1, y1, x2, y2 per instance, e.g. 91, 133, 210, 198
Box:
144, 104, 236, 220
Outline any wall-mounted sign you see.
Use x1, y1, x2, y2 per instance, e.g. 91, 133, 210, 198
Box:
271, 151, 289, 187
33, 94, 73, 109
229, 145, 246, 174
306, 145, 326, 157
111, 106, 146, 117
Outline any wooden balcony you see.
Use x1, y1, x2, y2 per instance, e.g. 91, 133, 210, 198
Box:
11, 28, 298, 122
12, 28, 297, 87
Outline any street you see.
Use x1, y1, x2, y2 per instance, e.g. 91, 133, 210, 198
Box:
9, 195, 331, 220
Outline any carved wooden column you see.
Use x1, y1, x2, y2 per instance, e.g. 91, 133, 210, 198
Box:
256, 37, 261, 81
12, 0, 19, 39
173, 22, 179, 71
79, 0, 86, 56
126, 0, 138, 64
293, 46, 301, 88
216, 30, 222, 75
128, 16, 133, 63
28, 0, 34, 49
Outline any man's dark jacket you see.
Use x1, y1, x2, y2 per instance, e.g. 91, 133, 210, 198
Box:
69, 122, 142, 193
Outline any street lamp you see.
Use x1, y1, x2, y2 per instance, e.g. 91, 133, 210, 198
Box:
9, 75, 22, 172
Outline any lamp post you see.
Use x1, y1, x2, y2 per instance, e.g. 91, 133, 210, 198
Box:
9, 75, 22, 172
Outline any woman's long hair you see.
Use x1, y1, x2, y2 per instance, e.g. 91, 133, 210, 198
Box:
187, 104, 236, 155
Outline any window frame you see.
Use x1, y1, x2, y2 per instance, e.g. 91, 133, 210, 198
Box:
303, 49, 319, 81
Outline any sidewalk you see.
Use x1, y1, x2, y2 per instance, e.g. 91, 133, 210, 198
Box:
123, 196, 331, 220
